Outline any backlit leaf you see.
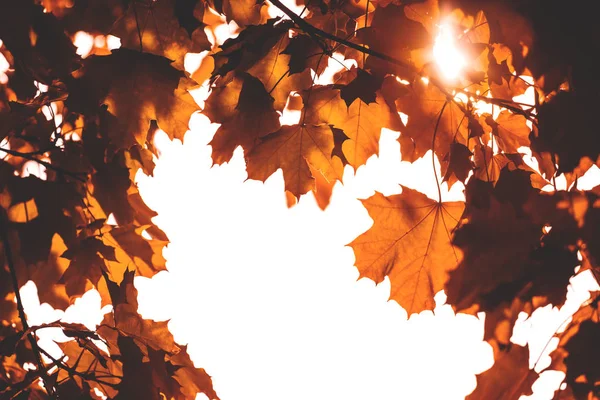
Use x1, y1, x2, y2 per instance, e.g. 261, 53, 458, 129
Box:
350, 186, 464, 315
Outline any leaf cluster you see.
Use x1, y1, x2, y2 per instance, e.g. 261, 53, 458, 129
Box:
0, 0, 599, 398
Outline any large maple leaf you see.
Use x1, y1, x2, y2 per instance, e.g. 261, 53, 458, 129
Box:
349, 186, 464, 315
246, 124, 343, 198
67, 49, 199, 150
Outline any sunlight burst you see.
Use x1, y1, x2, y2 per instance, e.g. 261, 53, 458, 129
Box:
433, 24, 466, 80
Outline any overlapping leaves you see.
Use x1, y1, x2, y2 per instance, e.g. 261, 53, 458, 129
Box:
1, 0, 599, 398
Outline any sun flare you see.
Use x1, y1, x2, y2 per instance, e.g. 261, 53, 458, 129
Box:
433, 24, 466, 80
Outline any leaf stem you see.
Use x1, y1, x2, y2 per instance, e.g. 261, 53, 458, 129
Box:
432, 102, 448, 203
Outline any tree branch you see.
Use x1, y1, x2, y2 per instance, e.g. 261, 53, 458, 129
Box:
268, 0, 538, 125
0, 147, 87, 182
0, 210, 57, 398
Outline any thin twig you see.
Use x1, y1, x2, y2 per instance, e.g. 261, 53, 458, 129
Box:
0, 147, 87, 182
0, 210, 57, 398
37, 347, 121, 388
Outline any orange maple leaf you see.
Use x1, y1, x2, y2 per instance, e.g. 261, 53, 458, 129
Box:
350, 186, 464, 314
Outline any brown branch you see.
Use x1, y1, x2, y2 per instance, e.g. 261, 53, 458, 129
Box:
0, 147, 87, 182
0, 210, 57, 398
37, 347, 121, 388
268, 0, 538, 126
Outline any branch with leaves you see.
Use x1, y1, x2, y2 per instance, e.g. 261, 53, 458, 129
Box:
1, 0, 599, 398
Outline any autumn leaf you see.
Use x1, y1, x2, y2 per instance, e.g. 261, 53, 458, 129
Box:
222, 0, 265, 27
395, 80, 467, 162
67, 48, 199, 149
468, 342, 538, 400
302, 85, 393, 168
174, 0, 206, 37
108, 225, 168, 278
442, 142, 473, 188
340, 68, 384, 107
357, 3, 432, 78
247, 34, 313, 111
111, 0, 211, 69
209, 73, 281, 164
246, 124, 343, 198
59, 236, 117, 298
281, 34, 328, 76
533, 90, 600, 174
486, 111, 531, 154
0, 2, 80, 84
349, 186, 464, 315
210, 18, 290, 83
169, 346, 220, 400
549, 294, 600, 399
446, 173, 579, 315
473, 144, 510, 183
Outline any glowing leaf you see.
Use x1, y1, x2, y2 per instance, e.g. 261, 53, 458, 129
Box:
209, 73, 280, 164
486, 111, 531, 154
350, 186, 464, 315
246, 124, 343, 197
111, 0, 211, 69
395, 80, 467, 162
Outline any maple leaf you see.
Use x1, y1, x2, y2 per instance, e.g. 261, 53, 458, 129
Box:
442, 142, 473, 188
247, 34, 313, 111
472, 145, 510, 183
533, 90, 600, 174
222, 0, 265, 26
0, 2, 80, 84
246, 124, 343, 197
395, 80, 467, 162
486, 111, 531, 154
111, 0, 211, 69
302, 85, 393, 168
210, 19, 290, 81
356, 3, 432, 78
108, 225, 168, 278
281, 34, 328, 76
209, 73, 281, 164
349, 186, 464, 315
446, 172, 579, 315
340, 68, 384, 107
60, 237, 118, 298
468, 342, 538, 400
169, 347, 220, 400
549, 294, 600, 399
67, 49, 199, 149
174, 0, 206, 37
